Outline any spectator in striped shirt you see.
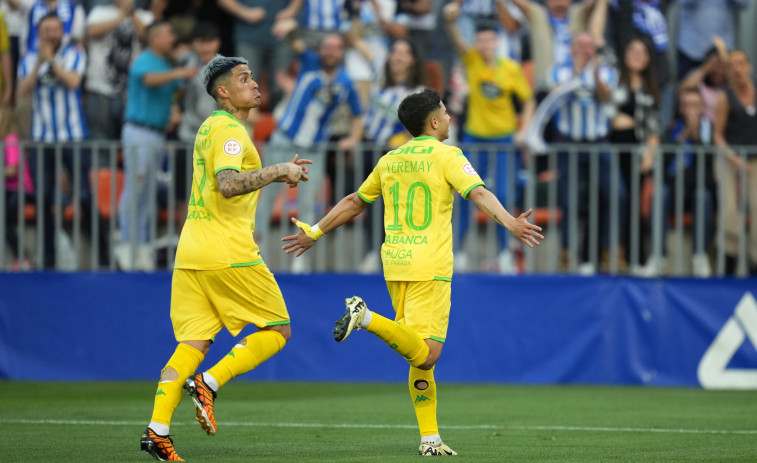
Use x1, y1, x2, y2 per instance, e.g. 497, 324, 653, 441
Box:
445, 1, 535, 274
18, 12, 91, 268
511, 0, 606, 93
546, 30, 627, 274
256, 23, 362, 273
17, 0, 86, 55
274, 0, 350, 49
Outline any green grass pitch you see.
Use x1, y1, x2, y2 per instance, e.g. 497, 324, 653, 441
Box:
1, 381, 756, 462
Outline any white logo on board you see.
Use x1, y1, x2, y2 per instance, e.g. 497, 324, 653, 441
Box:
698, 292, 757, 390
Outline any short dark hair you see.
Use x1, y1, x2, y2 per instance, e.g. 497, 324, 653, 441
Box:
475, 25, 497, 35
398, 88, 442, 137
37, 12, 62, 30
191, 22, 220, 42
146, 21, 170, 41
202, 54, 249, 99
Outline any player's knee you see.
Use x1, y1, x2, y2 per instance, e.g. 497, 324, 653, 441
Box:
183, 340, 211, 356
419, 354, 440, 370
266, 324, 291, 343
419, 339, 443, 370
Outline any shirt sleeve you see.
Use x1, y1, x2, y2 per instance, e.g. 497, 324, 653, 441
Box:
545, 64, 559, 88
86, 6, 113, 25
70, 5, 86, 43
136, 9, 155, 27
212, 125, 247, 174
598, 64, 617, 87
444, 148, 485, 199
299, 48, 320, 73
63, 46, 87, 75
645, 99, 661, 137
346, 80, 362, 115
17, 52, 36, 79
461, 48, 478, 68
0, 13, 10, 53
510, 61, 534, 102
130, 54, 150, 80
357, 163, 382, 203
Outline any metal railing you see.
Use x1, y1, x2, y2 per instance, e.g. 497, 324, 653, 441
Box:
0, 140, 754, 277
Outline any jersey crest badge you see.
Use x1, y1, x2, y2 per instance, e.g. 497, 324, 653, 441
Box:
223, 139, 242, 156
462, 163, 478, 176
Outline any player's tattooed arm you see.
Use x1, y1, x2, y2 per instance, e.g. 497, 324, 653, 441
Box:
216, 155, 312, 198
216, 166, 288, 197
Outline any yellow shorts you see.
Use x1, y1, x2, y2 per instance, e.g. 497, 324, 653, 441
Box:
171, 263, 289, 342
386, 280, 451, 342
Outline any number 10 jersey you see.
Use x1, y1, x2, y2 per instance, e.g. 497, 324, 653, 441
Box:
358, 136, 484, 281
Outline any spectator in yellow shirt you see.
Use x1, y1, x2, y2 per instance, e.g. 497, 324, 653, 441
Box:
444, 1, 535, 274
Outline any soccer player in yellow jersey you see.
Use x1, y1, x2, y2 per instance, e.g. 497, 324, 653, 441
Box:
139, 55, 312, 461
282, 88, 543, 456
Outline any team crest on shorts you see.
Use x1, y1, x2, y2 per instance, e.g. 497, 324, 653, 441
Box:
462, 163, 478, 175
223, 139, 242, 156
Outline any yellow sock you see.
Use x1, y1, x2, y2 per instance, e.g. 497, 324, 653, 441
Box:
150, 343, 204, 427
206, 330, 286, 389
366, 313, 429, 368
409, 366, 438, 436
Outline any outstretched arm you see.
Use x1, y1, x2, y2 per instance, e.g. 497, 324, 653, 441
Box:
272, 17, 307, 54
442, 2, 468, 56
495, 0, 521, 34
467, 185, 543, 247
282, 192, 369, 256
216, 154, 312, 198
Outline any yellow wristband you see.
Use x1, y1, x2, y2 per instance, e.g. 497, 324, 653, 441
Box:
295, 220, 324, 240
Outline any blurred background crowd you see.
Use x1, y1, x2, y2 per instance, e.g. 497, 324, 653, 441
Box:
0, 0, 756, 277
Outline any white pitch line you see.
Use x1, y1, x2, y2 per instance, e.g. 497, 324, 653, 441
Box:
1, 419, 756, 435
507, 425, 757, 435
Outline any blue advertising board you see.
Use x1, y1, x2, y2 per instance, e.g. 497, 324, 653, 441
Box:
0, 273, 755, 388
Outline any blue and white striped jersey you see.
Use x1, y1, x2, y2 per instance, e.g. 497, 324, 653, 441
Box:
22, 0, 85, 54
277, 49, 362, 146
461, 0, 495, 16
302, 0, 348, 31
18, 42, 88, 142
546, 61, 617, 141
363, 84, 424, 146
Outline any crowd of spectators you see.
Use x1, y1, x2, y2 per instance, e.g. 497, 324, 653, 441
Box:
0, 0, 755, 277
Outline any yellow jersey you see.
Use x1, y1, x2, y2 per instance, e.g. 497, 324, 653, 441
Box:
0, 11, 9, 91
175, 110, 262, 270
358, 136, 484, 281
461, 48, 533, 138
